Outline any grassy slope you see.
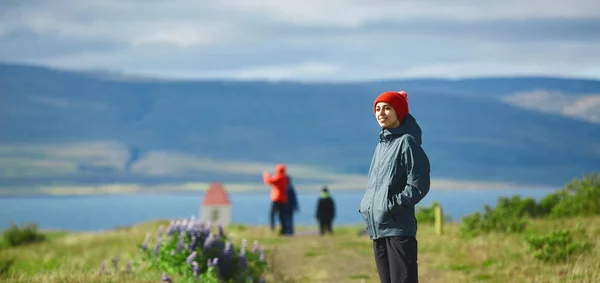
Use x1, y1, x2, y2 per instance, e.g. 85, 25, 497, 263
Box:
1, 217, 599, 283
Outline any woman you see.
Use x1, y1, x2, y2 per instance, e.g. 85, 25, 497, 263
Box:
359, 91, 431, 283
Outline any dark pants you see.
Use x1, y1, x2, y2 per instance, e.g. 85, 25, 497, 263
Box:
373, 236, 419, 283
318, 218, 333, 235
270, 201, 286, 234
280, 206, 294, 235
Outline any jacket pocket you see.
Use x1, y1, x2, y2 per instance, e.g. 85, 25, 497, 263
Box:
387, 199, 404, 219
374, 196, 393, 226
386, 202, 396, 223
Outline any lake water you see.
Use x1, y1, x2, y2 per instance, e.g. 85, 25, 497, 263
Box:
0, 188, 557, 231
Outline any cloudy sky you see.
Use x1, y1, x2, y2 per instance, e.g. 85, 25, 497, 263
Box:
1, 0, 599, 81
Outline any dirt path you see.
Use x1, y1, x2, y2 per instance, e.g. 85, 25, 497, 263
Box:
260, 228, 449, 283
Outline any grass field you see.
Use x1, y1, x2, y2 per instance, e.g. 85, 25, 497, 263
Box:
1, 216, 599, 283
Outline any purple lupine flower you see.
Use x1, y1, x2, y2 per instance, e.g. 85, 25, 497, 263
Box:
161, 272, 173, 282
111, 256, 119, 270
192, 261, 199, 280
186, 251, 197, 265
241, 238, 248, 251
211, 258, 220, 277
252, 240, 259, 254
186, 223, 195, 237
170, 250, 175, 256
204, 233, 215, 251
166, 220, 176, 236
173, 220, 181, 235
157, 225, 165, 238
223, 242, 233, 258
142, 232, 151, 251
153, 236, 162, 256
259, 246, 265, 262
180, 220, 189, 234
238, 252, 247, 271
99, 260, 106, 274
218, 223, 225, 238
189, 235, 198, 250
177, 231, 185, 252
125, 261, 132, 273
205, 220, 212, 235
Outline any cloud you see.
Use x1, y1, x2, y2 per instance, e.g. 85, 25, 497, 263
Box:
503, 90, 600, 123
0, 0, 599, 80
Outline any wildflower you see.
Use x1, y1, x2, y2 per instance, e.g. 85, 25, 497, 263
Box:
157, 225, 165, 238
211, 258, 220, 278
167, 220, 176, 236
125, 261, 132, 273
218, 223, 225, 238
161, 272, 173, 283
204, 233, 215, 251
190, 235, 198, 250
223, 242, 234, 258
177, 231, 185, 252
259, 246, 265, 262
205, 220, 212, 235
141, 232, 151, 251
186, 251, 197, 265
170, 250, 175, 256
187, 222, 195, 236
241, 238, 248, 251
192, 261, 199, 280
252, 240, 259, 253
153, 236, 162, 256
111, 256, 119, 270
99, 260, 106, 275
238, 252, 247, 271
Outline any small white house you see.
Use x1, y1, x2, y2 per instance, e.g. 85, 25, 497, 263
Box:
200, 182, 232, 226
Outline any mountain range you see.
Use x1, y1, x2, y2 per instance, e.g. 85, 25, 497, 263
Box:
0, 62, 599, 195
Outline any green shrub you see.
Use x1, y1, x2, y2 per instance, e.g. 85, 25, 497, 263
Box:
140, 218, 268, 282
1, 222, 46, 248
459, 173, 600, 238
416, 202, 452, 224
548, 173, 600, 218
459, 203, 528, 238
525, 226, 593, 263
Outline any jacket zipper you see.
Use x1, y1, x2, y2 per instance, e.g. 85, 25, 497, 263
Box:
370, 138, 388, 239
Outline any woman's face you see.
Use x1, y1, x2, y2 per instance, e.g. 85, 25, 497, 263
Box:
375, 102, 400, 128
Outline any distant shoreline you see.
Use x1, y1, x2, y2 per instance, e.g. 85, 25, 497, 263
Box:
0, 185, 559, 198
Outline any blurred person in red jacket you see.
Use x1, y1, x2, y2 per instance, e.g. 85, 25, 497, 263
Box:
263, 164, 289, 235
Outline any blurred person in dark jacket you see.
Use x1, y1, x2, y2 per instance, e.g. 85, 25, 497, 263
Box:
282, 175, 299, 236
315, 186, 335, 235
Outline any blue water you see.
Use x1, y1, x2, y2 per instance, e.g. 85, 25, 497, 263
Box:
0, 189, 557, 231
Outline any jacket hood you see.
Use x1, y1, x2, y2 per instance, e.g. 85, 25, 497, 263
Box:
276, 164, 286, 174
380, 113, 422, 145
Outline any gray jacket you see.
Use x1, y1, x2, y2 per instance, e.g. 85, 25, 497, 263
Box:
359, 113, 431, 239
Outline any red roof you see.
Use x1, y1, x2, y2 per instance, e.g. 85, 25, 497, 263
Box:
202, 182, 231, 206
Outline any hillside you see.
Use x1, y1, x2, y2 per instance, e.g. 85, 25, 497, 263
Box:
0, 63, 599, 193
1, 217, 599, 282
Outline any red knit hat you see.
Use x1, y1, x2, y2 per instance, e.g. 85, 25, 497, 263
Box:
373, 91, 409, 121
